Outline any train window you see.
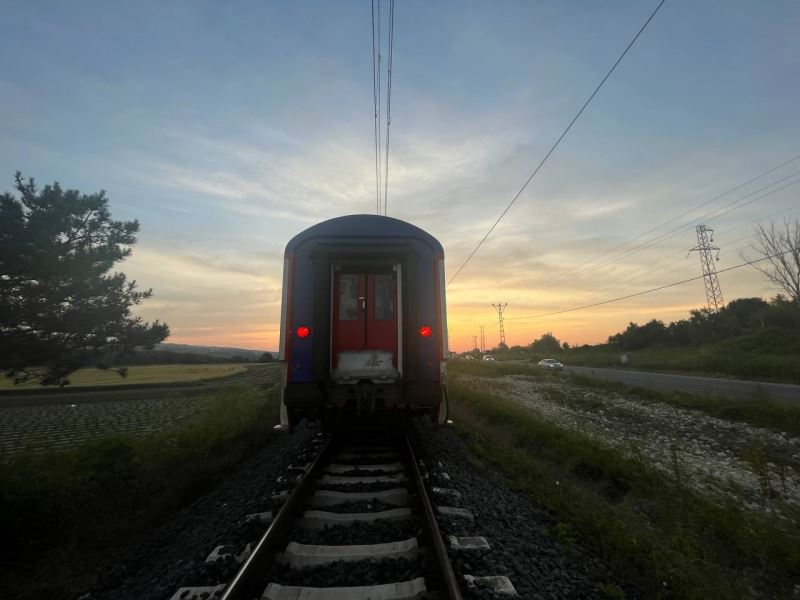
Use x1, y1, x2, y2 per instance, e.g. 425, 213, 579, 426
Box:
374, 274, 394, 320
339, 274, 358, 320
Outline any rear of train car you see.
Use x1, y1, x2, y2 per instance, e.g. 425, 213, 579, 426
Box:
278, 214, 448, 430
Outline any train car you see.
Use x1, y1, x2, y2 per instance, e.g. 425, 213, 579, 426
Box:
278, 214, 448, 430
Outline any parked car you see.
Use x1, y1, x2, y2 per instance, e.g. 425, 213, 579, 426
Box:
482, 355, 494, 362
465, 355, 475, 360
538, 358, 564, 370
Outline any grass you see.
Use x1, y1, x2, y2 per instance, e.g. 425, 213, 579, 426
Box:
0, 363, 251, 390
447, 368, 800, 599
560, 330, 800, 383
0, 383, 281, 578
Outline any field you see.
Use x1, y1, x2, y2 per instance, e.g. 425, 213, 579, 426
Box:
0, 365, 281, 458
0, 380, 283, 592
448, 361, 800, 599
0, 395, 214, 458
0, 363, 251, 390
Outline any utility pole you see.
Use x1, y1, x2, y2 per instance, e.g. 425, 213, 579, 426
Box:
472, 335, 478, 351
480, 326, 485, 353
492, 303, 507, 347
688, 225, 724, 312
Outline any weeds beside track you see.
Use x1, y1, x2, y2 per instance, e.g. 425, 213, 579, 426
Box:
448, 364, 800, 599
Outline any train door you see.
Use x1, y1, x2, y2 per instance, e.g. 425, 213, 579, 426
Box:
332, 268, 398, 369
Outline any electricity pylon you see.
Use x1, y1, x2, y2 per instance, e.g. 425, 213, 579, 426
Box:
479, 326, 485, 353
492, 303, 507, 347
688, 225, 724, 312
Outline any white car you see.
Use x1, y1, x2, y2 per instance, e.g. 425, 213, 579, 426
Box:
482, 355, 494, 362
538, 358, 564, 370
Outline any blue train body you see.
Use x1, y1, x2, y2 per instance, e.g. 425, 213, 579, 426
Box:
278, 214, 448, 430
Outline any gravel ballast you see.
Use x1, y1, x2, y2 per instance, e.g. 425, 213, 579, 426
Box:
411, 422, 638, 599
76, 427, 314, 600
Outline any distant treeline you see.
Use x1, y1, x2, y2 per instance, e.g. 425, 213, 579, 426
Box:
116, 350, 276, 365
606, 295, 800, 351
470, 296, 800, 381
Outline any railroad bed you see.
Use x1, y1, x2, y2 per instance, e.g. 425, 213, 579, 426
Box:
169, 432, 517, 599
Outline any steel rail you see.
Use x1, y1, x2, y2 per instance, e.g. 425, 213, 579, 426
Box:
220, 435, 336, 600
405, 434, 463, 600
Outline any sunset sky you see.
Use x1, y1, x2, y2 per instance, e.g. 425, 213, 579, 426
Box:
2, 1, 799, 351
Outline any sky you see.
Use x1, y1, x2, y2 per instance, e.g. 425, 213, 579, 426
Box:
2, 1, 799, 352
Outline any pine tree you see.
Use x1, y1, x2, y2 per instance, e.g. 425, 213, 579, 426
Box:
0, 173, 169, 385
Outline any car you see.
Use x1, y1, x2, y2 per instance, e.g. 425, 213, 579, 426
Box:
538, 358, 564, 370
465, 355, 475, 360
482, 355, 494, 361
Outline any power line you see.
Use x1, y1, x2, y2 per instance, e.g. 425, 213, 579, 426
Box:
503, 249, 797, 322
447, 0, 668, 286
383, 0, 395, 216
522, 204, 800, 315
536, 171, 800, 295
530, 153, 800, 291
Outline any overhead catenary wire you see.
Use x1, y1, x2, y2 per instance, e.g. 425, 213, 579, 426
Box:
371, 1, 381, 215
376, 0, 383, 215
447, 0, 668, 286
383, 0, 395, 216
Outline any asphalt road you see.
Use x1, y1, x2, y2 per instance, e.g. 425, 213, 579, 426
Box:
563, 365, 800, 403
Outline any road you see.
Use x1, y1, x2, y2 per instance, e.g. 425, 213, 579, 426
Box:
563, 365, 800, 403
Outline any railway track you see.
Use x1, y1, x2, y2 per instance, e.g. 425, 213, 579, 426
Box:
171, 432, 516, 599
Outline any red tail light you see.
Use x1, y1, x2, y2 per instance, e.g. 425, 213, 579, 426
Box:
296, 326, 310, 338
419, 325, 432, 338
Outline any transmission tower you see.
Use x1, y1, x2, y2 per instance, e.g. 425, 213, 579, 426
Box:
472, 335, 478, 351
688, 225, 724, 312
492, 303, 507, 347
479, 326, 485, 353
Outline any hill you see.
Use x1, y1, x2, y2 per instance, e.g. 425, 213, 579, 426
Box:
154, 343, 269, 360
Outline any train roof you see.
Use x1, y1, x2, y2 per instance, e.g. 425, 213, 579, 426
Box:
285, 214, 444, 255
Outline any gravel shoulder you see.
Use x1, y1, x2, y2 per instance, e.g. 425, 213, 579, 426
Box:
412, 422, 640, 599
461, 373, 800, 518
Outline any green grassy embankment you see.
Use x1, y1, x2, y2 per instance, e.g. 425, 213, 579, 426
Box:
447, 362, 800, 599
0, 384, 280, 570
561, 328, 800, 383
0, 363, 252, 390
